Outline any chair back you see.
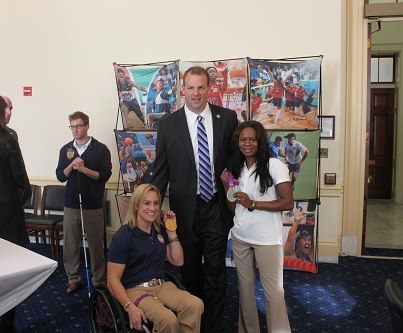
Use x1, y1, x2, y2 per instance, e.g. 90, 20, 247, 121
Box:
24, 184, 39, 211
385, 278, 403, 333
115, 194, 131, 225
41, 185, 65, 214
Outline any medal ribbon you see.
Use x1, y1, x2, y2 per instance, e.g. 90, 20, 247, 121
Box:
228, 171, 239, 188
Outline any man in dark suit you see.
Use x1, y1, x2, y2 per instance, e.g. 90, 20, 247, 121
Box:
152, 66, 238, 332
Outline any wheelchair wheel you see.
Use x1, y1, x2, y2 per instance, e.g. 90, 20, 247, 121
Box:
89, 286, 129, 333
165, 271, 185, 290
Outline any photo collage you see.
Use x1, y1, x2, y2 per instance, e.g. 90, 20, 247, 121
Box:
113, 56, 322, 273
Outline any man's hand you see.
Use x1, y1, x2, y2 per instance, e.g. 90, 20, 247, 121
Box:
72, 157, 85, 172
64, 157, 84, 177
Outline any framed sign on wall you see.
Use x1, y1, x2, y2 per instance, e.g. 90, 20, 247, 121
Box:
319, 115, 335, 139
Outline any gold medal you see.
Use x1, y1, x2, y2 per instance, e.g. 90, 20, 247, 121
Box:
165, 218, 177, 232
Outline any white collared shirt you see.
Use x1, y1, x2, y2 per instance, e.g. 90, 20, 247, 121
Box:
184, 104, 216, 194
73, 137, 92, 156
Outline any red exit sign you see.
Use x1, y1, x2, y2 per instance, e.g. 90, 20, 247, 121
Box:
23, 86, 32, 96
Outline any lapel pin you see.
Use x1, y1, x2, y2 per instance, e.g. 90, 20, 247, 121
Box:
217, 114, 221, 119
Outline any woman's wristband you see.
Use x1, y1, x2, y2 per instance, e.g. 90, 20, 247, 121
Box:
124, 301, 133, 312
168, 236, 179, 244
248, 200, 256, 212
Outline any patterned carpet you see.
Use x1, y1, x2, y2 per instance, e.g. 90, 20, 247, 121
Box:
12, 244, 403, 332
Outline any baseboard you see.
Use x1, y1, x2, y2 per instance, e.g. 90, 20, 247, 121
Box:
317, 241, 340, 263
341, 235, 358, 256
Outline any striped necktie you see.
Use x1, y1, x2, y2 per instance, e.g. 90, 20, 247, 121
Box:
197, 115, 214, 202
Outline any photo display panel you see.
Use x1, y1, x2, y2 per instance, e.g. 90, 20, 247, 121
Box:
248, 57, 321, 130
114, 61, 179, 131
180, 58, 249, 123
114, 130, 157, 193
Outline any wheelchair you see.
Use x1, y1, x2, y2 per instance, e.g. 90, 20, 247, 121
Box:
89, 271, 184, 333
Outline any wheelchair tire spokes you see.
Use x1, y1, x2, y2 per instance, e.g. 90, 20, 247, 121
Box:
90, 289, 118, 332
94, 294, 115, 330
89, 287, 130, 333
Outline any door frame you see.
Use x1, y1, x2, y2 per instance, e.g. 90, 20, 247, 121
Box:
343, 1, 403, 257
361, 34, 402, 253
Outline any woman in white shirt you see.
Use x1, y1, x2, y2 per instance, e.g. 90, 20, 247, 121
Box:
221, 121, 293, 333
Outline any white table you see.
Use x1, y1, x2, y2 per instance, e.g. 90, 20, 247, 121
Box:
0, 238, 57, 316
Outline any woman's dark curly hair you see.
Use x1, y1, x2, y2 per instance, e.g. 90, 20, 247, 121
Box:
228, 120, 273, 194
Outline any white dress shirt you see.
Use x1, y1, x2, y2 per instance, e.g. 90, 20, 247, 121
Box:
73, 137, 92, 156
184, 104, 216, 194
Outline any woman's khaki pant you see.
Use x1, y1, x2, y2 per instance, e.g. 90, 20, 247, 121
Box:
232, 234, 291, 333
126, 281, 204, 333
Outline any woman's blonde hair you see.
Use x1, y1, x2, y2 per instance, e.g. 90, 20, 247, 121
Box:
124, 183, 162, 232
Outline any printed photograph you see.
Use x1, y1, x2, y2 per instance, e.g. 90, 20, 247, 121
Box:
267, 130, 320, 200
282, 221, 317, 273
115, 130, 157, 193
114, 61, 179, 130
225, 235, 235, 268
179, 58, 248, 123
282, 200, 318, 226
249, 57, 321, 130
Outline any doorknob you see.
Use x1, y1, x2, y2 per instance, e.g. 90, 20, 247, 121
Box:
368, 175, 373, 184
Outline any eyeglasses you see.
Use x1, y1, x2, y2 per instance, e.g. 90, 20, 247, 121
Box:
69, 124, 87, 130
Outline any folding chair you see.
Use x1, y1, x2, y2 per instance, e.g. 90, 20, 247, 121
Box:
24, 184, 39, 220
25, 185, 65, 259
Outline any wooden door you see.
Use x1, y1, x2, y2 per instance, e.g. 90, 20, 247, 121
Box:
368, 88, 395, 199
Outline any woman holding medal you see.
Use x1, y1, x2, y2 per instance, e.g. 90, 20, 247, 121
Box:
107, 184, 204, 332
221, 121, 293, 333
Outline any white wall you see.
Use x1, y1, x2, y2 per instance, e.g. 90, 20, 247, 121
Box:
0, 0, 344, 259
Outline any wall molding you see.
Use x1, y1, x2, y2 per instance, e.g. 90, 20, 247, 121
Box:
30, 177, 344, 197
320, 185, 343, 197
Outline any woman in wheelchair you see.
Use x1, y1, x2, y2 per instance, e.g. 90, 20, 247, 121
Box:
107, 184, 204, 332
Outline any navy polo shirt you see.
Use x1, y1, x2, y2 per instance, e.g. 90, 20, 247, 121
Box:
107, 224, 168, 289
